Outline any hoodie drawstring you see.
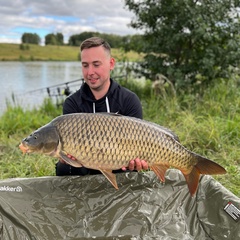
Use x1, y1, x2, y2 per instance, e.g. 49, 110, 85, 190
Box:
105, 97, 110, 113
93, 97, 110, 113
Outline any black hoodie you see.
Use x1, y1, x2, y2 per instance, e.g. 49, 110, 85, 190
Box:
56, 78, 142, 176
63, 78, 142, 118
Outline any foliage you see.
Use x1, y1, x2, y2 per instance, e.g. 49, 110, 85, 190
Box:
68, 31, 131, 48
45, 33, 64, 45
121, 34, 145, 53
21, 33, 41, 45
124, 0, 240, 91
68, 31, 98, 46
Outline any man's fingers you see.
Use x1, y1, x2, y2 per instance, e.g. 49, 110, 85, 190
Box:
135, 158, 142, 171
128, 159, 135, 171
67, 154, 76, 160
141, 160, 149, 170
122, 158, 149, 171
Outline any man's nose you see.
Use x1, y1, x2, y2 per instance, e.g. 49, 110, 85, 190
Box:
87, 65, 95, 74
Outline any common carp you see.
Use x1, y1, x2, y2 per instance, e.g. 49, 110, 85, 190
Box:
19, 113, 226, 195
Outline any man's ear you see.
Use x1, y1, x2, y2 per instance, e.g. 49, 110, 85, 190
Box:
110, 57, 115, 70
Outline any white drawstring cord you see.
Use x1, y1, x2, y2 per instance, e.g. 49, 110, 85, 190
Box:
105, 97, 110, 113
93, 97, 110, 113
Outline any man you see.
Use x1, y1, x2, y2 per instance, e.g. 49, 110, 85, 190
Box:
56, 37, 148, 176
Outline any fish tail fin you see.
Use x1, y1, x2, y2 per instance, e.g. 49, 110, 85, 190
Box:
183, 154, 226, 196
194, 154, 227, 175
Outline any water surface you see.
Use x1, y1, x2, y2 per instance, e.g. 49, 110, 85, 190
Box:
0, 61, 82, 114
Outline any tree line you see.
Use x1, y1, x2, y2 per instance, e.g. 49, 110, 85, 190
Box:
21, 31, 133, 49
21, 0, 240, 92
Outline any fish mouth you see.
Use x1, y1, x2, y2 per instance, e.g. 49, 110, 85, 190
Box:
19, 142, 31, 154
19, 141, 59, 156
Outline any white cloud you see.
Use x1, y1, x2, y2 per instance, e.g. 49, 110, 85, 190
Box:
0, 0, 140, 44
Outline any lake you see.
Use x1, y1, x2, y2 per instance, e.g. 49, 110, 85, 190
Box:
0, 61, 140, 115
0, 61, 83, 115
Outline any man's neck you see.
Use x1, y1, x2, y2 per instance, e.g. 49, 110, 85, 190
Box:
91, 79, 111, 100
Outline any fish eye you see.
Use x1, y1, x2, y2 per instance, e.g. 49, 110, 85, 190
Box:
34, 134, 37, 139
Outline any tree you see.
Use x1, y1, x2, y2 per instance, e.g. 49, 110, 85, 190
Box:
45, 33, 64, 45
68, 32, 99, 46
56, 33, 64, 45
68, 31, 125, 48
124, 0, 240, 90
21, 33, 41, 45
121, 34, 144, 52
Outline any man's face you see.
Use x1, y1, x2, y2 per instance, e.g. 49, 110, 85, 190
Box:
81, 46, 115, 91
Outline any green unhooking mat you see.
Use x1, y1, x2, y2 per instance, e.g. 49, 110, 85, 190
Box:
0, 170, 239, 239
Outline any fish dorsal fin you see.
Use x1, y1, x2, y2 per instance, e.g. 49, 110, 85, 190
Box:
121, 115, 180, 142
151, 164, 169, 182
156, 125, 180, 142
99, 169, 118, 189
97, 112, 122, 117
143, 122, 180, 142
97, 113, 180, 142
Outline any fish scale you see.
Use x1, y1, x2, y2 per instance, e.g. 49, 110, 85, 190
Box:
19, 113, 226, 196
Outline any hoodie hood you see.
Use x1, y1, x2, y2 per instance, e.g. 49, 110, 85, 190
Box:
79, 78, 119, 113
63, 78, 142, 118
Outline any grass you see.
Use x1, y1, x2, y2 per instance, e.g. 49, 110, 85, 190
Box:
0, 43, 143, 62
0, 99, 61, 178
0, 79, 239, 197
126, 78, 240, 196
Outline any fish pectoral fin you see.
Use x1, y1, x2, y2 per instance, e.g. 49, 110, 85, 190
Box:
151, 164, 169, 182
99, 169, 118, 190
59, 151, 83, 168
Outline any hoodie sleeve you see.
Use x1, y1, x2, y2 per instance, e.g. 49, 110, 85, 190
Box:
120, 88, 143, 119
62, 91, 82, 114
124, 92, 143, 119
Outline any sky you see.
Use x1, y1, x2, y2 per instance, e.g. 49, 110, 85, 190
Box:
0, 0, 141, 45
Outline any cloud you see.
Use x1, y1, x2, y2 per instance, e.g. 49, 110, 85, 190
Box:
0, 0, 140, 44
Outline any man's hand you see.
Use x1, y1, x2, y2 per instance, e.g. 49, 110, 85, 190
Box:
122, 158, 149, 171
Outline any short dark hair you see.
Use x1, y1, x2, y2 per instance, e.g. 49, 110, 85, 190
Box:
80, 37, 111, 54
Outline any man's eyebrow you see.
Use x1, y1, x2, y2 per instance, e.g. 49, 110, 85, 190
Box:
92, 60, 101, 64
82, 60, 101, 64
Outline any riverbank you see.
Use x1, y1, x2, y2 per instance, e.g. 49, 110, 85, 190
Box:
0, 43, 142, 61
0, 79, 239, 197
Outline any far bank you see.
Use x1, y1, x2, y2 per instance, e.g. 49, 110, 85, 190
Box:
0, 43, 142, 62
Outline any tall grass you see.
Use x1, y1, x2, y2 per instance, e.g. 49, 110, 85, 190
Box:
0, 79, 239, 196
0, 99, 62, 179
121, 78, 240, 196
